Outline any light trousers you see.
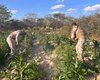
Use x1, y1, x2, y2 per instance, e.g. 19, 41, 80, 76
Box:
76, 39, 85, 60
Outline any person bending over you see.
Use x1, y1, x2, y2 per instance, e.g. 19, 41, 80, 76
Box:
6, 30, 26, 55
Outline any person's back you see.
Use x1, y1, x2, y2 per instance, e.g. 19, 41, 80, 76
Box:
9, 30, 21, 39
76, 27, 86, 40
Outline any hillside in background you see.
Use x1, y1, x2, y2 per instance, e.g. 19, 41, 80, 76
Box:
0, 4, 100, 40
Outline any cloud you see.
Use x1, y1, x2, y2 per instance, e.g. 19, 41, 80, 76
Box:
51, 4, 64, 10
9, 9, 18, 14
52, 11, 64, 14
56, 0, 64, 3
66, 8, 77, 14
84, 4, 100, 13
52, 11, 60, 14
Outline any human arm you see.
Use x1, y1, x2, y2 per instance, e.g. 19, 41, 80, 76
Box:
15, 31, 20, 46
70, 26, 78, 41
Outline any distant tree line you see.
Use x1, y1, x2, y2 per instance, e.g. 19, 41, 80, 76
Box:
0, 4, 100, 40
76, 14, 100, 40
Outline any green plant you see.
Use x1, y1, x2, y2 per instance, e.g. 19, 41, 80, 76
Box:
34, 32, 50, 51
0, 31, 46, 80
52, 41, 98, 80
6, 53, 46, 80
0, 30, 100, 80
0, 32, 10, 65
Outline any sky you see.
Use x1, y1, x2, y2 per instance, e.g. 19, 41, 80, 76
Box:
0, 0, 100, 19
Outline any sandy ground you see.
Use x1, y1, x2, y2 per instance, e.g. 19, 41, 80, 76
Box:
27, 39, 57, 80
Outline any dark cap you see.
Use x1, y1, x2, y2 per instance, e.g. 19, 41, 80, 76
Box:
71, 22, 77, 26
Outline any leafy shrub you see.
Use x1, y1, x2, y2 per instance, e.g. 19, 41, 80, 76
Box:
34, 32, 68, 52
0, 53, 46, 80
49, 33, 68, 45
0, 31, 46, 80
0, 31, 100, 80
52, 42, 98, 80
34, 32, 50, 51
0, 32, 10, 65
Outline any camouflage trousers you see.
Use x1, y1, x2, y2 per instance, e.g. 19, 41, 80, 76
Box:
76, 39, 85, 61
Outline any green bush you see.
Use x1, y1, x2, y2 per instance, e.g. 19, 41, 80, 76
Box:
8, 53, 45, 80
52, 42, 98, 80
0, 31, 46, 80
0, 31, 100, 80
49, 33, 68, 45
34, 32, 50, 51
0, 32, 10, 65
0, 53, 46, 80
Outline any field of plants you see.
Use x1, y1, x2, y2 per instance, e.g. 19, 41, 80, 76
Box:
0, 29, 100, 80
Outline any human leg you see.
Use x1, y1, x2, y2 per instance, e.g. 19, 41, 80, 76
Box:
76, 39, 85, 61
6, 36, 16, 55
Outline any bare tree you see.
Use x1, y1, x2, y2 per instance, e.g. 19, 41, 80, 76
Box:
23, 13, 38, 28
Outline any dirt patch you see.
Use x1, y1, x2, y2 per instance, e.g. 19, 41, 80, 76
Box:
28, 39, 57, 80
39, 53, 57, 74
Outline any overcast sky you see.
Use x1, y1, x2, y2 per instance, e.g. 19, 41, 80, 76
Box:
0, 0, 100, 19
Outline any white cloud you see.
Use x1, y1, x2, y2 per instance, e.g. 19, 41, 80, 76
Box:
52, 11, 64, 14
51, 4, 65, 10
66, 8, 77, 14
56, 0, 64, 3
52, 11, 60, 14
84, 4, 100, 13
10, 9, 18, 14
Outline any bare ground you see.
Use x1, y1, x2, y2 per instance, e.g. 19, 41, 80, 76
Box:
27, 39, 57, 80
